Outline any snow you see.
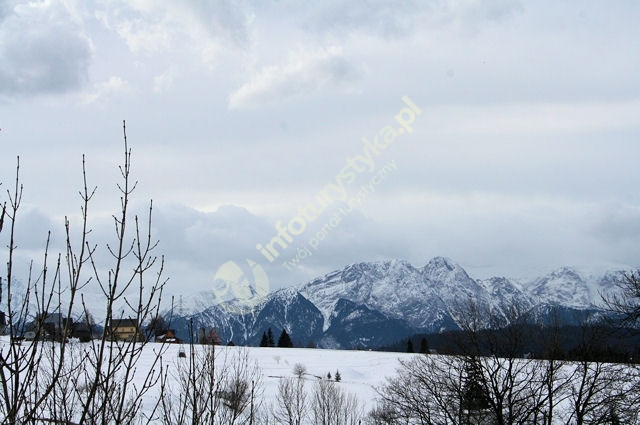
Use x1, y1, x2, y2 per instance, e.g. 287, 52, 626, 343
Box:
244, 346, 407, 409
153, 344, 407, 411
2, 337, 637, 424
0, 336, 409, 418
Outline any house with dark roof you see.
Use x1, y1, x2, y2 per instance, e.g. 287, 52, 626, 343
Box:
106, 318, 142, 342
24, 312, 73, 341
43, 313, 73, 340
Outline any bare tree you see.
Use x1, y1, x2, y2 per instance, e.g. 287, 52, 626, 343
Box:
161, 338, 263, 425
367, 400, 401, 425
451, 302, 557, 425
603, 270, 640, 327
375, 353, 472, 425
146, 314, 168, 341
0, 121, 169, 424
560, 321, 640, 425
374, 303, 579, 425
274, 377, 307, 425
312, 379, 363, 425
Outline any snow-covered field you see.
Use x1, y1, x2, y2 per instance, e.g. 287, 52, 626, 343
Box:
4, 337, 637, 424
152, 344, 408, 410
0, 337, 409, 421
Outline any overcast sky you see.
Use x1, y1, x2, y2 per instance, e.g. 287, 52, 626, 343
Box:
1, 0, 640, 304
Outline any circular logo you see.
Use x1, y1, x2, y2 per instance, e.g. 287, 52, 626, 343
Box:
212, 259, 270, 314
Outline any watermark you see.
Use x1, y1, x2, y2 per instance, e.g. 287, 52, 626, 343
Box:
283, 159, 398, 271
256, 95, 421, 263
212, 95, 422, 312
211, 259, 269, 314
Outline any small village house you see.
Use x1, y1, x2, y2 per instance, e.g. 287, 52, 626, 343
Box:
106, 318, 143, 342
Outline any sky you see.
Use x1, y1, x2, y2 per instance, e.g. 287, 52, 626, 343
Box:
1, 0, 640, 308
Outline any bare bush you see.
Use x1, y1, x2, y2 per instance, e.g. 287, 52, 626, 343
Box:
376, 354, 469, 424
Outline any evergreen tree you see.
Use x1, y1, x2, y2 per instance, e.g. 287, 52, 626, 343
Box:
277, 328, 293, 348
335, 370, 341, 382
260, 332, 268, 347
327, 372, 332, 380
267, 328, 275, 347
407, 338, 414, 353
462, 358, 490, 413
420, 337, 429, 354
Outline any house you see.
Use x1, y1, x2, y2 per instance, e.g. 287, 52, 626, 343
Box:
26, 312, 73, 341
106, 318, 142, 342
154, 329, 183, 344
43, 313, 73, 339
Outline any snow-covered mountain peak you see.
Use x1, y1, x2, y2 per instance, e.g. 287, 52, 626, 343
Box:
422, 257, 471, 282
166, 257, 635, 348
423, 256, 456, 272
529, 266, 594, 308
422, 257, 485, 302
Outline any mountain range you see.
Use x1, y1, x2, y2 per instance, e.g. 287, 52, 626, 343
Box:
168, 257, 627, 349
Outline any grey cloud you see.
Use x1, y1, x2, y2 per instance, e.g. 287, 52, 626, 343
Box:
4, 207, 59, 251
143, 201, 411, 292
0, 1, 93, 96
184, 0, 250, 46
152, 203, 273, 267
591, 204, 640, 245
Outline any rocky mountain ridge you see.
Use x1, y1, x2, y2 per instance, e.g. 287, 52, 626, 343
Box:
169, 257, 629, 349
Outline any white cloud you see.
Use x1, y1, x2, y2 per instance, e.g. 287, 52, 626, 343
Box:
228, 46, 364, 109
153, 68, 176, 93
427, 100, 640, 136
0, 0, 94, 96
96, 0, 250, 66
81, 76, 131, 104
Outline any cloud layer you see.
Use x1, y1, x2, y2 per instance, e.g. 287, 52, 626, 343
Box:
0, 0, 639, 301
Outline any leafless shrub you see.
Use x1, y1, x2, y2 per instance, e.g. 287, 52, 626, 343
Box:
293, 362, 307, 378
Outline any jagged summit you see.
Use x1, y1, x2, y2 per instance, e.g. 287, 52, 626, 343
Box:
167, 257, 628, 349
530, 266, 596, 309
